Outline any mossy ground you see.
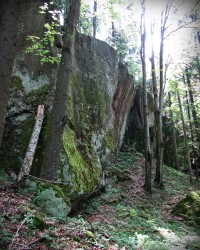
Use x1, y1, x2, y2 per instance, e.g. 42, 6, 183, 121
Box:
0, 148, 200, 249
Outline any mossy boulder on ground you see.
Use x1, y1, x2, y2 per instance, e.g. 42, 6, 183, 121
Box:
25, 179, 71, 218
34, 188, 71, 218
172, 191, 200, 223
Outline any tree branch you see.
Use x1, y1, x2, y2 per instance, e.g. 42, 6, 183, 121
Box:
164, 18, 200, 40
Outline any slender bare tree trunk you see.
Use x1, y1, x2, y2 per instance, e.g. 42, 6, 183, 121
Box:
93, 0, 97, 38
185, 89, 198, 180
150, 22, 162, 183
140, 0, 152, 193
185, 68, 200, 149
195, 56, 200, 85
154, 19, 164, 186
168, 92, 180, 170
40, 0, 81, 180
185, 90, 194, 144
177, 91, 193, 182
18, 105, 44, 181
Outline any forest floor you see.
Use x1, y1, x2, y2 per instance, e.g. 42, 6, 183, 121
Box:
0, 149, 200, 250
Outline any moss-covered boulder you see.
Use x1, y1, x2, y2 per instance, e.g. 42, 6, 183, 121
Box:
34, 187, 71, 218
172, 191, 200, 223
1, 19, 134, 213
24, 179, 71, 218
39, 33, 135, 209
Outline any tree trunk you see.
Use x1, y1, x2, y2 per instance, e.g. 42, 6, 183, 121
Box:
185, 90, 194, 144
195, 56, 200, 85
18, 105, 44, 181
40, 0, 81, 180
150, 22, 162, 182
177, 91, 193, 182
112, 21, 115, 38
185, 90, 198, 180
185, 68, 200, 150
140, 0, 152, 193
0, 0, 22, 147
93, 0, 97, 38
168, 92, 180, 170
154, 18, 164, 186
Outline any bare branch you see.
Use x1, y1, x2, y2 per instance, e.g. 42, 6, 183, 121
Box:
172, 0, 186, 15
190, 0, 200, 13
9, 213, 33, 250
164, 18, 200, 40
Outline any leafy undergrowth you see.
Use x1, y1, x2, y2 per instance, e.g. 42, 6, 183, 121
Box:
0, 149, 200, 250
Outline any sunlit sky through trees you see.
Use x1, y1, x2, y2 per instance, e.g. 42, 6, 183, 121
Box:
82, 0, 200, 84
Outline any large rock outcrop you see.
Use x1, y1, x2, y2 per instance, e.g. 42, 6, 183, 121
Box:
39, 33, 135, 210
0, 3, 134, 214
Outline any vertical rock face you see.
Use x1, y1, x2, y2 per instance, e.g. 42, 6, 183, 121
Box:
124, 88, 154, 151
0, 0, 58, 172
53, 33, 135, 200
0, 7, 134, 212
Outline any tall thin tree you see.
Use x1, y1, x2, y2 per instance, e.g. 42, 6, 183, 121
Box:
140, 0, 152, 193
168, 91, 180, 170
185, 67, 200, 150
153, 0, 173, 186
176, 83, 193, 182
40, 0, 81, 180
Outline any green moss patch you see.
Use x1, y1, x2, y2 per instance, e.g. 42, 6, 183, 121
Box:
60, 127, 101, 194
172, 191, 200, 222
11, 76, 24, 90
103, 129, 115, 152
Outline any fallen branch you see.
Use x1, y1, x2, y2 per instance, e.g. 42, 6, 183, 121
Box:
18, 105, 44, 182
24, 174, 70, 185
8, 213, 33, 250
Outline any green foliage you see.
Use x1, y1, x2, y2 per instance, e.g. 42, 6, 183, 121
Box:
0, 229, 12, 247
78, 3, 93, 35
26, 2, 61, 64
26, 21, 61, 64
166, 74, 200, 167
109, 30, 129, 61
126, 59, 142, 82
142, 238, 169, 250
